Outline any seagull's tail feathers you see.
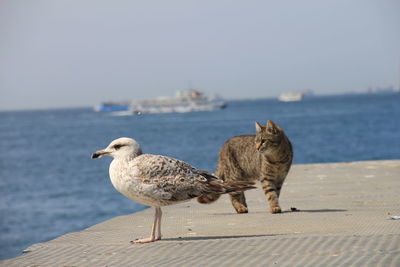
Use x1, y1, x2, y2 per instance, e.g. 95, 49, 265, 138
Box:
197, 180, 256, 204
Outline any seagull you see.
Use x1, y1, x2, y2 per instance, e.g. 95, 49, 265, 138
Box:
91, 137, 256, 243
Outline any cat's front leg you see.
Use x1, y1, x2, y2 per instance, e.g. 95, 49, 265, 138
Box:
261, 178, 281, 213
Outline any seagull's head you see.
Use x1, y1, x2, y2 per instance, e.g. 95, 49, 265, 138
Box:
91, 137, 142, 160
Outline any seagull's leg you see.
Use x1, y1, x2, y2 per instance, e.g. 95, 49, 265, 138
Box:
154, 207, 162, 240
133, 207, 162, 243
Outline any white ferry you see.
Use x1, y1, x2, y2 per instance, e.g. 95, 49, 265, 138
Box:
278, 92, 304, 102
95, 89, 227, 115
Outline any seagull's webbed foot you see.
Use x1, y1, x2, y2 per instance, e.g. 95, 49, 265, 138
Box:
131, 236, 161, 244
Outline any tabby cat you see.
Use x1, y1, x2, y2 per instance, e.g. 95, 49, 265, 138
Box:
197, 120, 293, 214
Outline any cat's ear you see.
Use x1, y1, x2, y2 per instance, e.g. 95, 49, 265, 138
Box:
255, 122, 263, 133
266, 120, 278, 134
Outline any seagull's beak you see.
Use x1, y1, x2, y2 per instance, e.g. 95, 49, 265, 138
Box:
91, 149, 110, 159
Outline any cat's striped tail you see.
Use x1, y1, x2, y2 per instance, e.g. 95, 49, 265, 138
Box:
197, 181, 256, 204
197, 193, 221, 204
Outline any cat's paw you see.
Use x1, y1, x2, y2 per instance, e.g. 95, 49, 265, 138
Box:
271, 207, 282, 214
235, 206, 249, 213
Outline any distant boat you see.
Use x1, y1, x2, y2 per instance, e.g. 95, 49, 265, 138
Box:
94, 102, 130, 112
278, 92, 304, 102
94, 89, 227, 115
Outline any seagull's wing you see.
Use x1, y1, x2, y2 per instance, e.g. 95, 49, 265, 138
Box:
131, 154, 224, 201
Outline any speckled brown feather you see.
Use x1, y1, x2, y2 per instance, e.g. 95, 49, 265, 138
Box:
109, 153, 255, 207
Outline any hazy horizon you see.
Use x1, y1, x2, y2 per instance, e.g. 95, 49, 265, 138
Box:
1, 0, 399, 111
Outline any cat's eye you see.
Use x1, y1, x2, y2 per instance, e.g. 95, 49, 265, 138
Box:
257, 140, 266, 148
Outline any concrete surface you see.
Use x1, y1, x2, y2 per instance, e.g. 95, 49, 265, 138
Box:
2, 160, 400, 266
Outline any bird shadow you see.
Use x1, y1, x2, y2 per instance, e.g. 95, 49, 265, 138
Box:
163, 234, 275, 242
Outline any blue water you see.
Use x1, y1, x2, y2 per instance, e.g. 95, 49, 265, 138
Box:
0, 93, 399, 259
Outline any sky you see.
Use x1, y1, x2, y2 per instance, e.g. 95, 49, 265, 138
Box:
0, 0, 399, 111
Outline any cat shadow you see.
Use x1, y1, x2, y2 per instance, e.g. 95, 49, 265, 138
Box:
211, 208, 347, 216
210, 212, 253, 216
163, 234, 275, 242
282, 208, 347, 213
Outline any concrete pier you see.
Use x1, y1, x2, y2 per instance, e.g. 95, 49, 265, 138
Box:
2, 160, 400, 266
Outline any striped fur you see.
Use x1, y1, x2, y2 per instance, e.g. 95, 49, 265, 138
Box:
197, 120, 293, 214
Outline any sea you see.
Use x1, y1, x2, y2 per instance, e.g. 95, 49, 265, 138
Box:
0, 93, 399, 260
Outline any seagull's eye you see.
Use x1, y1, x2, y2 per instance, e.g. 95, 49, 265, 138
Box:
113, 144, 123, 150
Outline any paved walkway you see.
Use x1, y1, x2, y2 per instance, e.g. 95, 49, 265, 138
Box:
2, 160, 400, 266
